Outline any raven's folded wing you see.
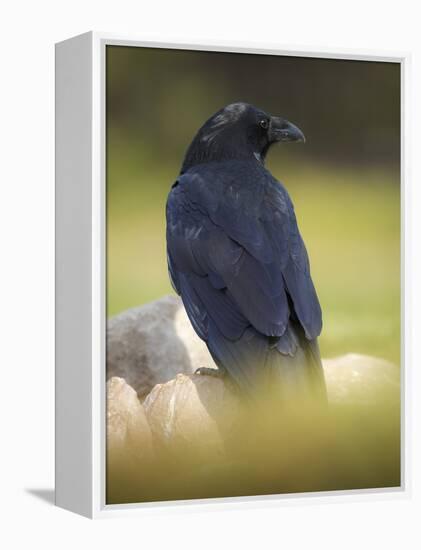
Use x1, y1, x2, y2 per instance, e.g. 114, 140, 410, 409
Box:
166, 163, 321, 346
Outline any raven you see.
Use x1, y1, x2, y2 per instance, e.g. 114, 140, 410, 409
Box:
166, 102, 326, 399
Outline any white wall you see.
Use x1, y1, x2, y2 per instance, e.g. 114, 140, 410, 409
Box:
0, 1, 420, 548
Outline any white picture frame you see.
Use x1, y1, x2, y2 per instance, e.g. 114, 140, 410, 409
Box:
55, 31, 410, 519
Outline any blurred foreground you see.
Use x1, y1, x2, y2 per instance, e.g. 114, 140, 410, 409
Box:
106, 359, 400, 505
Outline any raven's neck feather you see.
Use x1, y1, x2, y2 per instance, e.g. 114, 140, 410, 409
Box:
181, 147, 250, 173
181, 139, 266, 173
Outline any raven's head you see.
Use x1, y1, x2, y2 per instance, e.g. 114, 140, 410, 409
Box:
181, 102, 305, 173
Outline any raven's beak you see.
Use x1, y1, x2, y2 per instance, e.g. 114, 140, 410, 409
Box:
269, 117, 306, 143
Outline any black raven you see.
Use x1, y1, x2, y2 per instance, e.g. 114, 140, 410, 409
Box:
166, 102, 326, 398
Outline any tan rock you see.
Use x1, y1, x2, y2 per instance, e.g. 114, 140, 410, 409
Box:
323, 353, 400, 406
143, 373, 241, 460
106, 377, 154, 467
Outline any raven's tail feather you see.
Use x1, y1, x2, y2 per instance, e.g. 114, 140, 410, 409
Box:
207, 320, 327, 402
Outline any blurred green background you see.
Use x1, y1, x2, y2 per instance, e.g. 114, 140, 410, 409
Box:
106, 46, 400, 364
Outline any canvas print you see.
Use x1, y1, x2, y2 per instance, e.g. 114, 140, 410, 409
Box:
105, 46, 401, 505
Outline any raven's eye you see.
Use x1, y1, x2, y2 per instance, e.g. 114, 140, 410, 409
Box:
259, 119, 269, 129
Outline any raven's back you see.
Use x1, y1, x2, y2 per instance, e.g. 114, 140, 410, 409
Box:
166, 160, 325, 397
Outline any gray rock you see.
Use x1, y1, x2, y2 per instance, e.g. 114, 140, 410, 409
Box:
107, 295, 215, 398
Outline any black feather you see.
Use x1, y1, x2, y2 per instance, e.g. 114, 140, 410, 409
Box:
166, 103, 326, 397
